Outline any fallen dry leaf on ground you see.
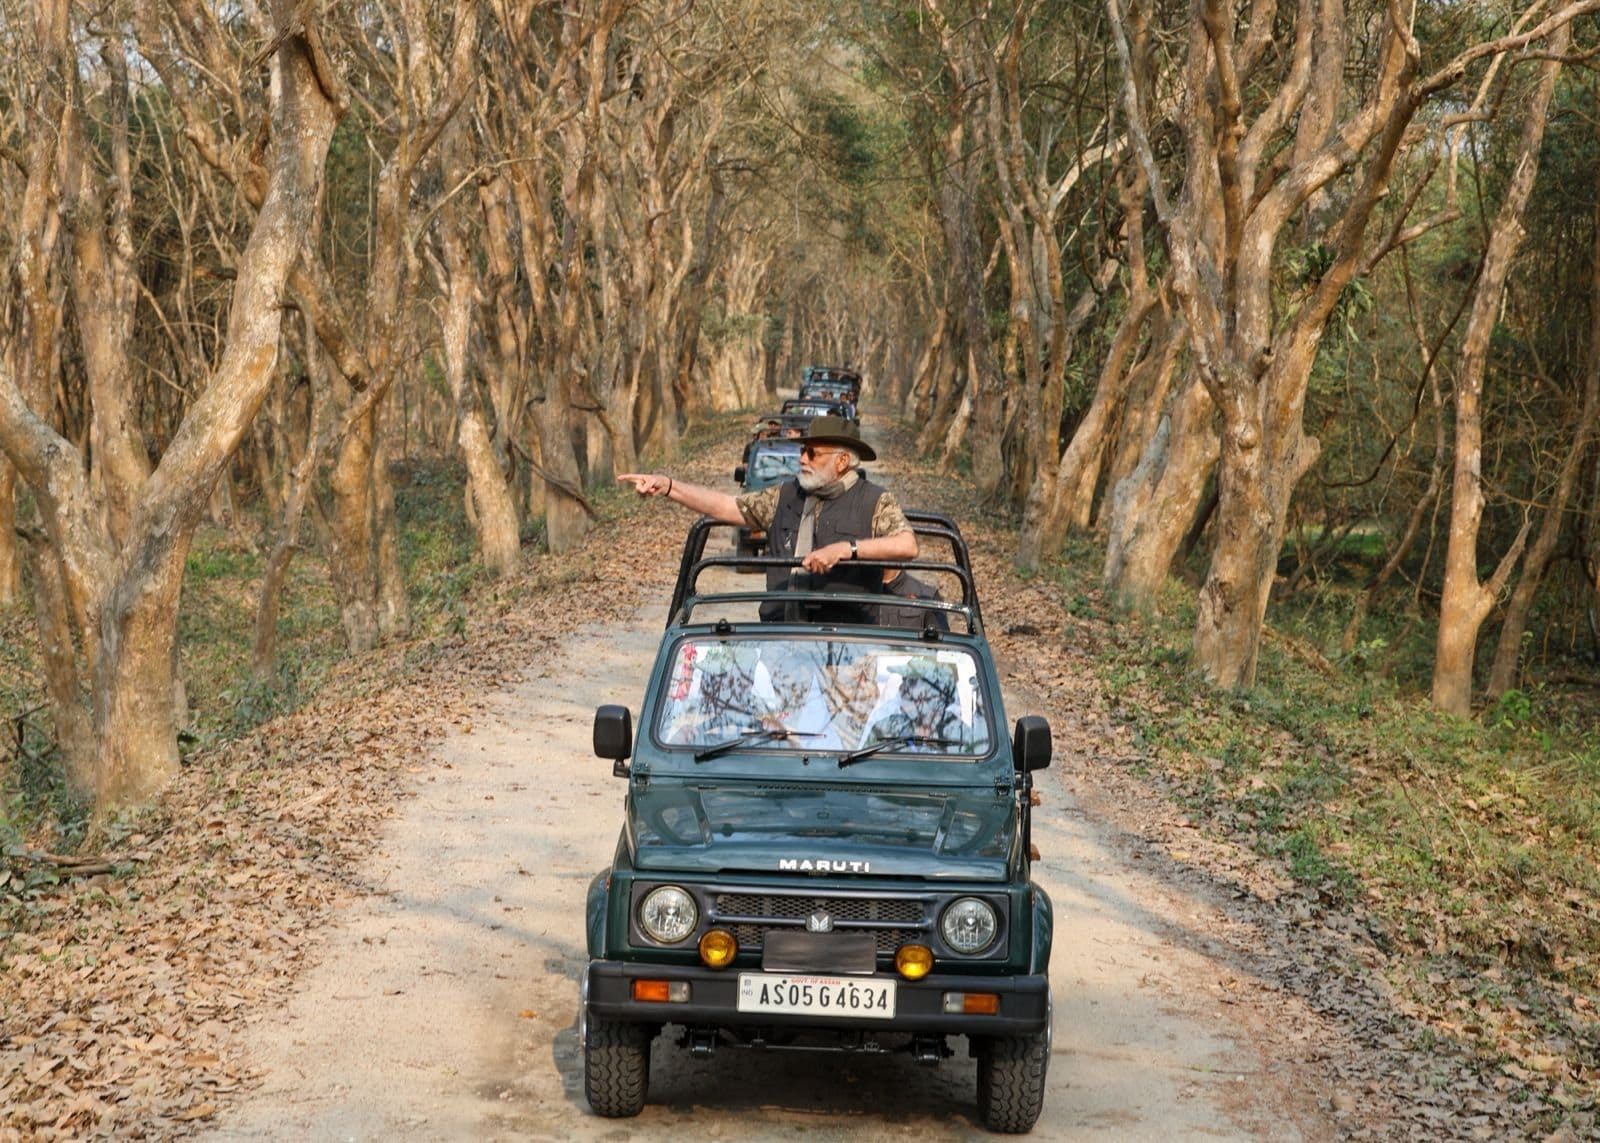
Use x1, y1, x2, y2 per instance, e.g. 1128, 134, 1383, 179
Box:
1, 418, 1594, 1140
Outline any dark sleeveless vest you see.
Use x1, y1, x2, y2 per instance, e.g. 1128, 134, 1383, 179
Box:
762, 475, 884, 621
878, 570, 950, 631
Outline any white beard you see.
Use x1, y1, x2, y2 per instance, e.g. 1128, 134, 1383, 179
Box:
797, 467, 833, 492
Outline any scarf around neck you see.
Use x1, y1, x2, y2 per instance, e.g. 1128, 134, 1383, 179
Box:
795, 468, 860, 555
806, 467, 860, 502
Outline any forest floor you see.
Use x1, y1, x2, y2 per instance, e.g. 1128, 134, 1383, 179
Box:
0, 414, 1594, 1140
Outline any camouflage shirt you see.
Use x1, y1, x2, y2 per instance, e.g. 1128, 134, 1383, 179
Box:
736, 475, 912, 539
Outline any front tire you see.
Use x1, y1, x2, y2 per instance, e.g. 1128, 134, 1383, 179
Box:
583, 1010, 652, 1117
974, 1029, 1049, 1133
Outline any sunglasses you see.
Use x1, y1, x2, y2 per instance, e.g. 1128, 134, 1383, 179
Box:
801, 445, 844, 461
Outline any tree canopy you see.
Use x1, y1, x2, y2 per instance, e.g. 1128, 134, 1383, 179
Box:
2, 0, 1599, 818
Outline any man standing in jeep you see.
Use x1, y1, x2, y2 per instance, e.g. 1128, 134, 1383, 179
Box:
620, 415, 917, 619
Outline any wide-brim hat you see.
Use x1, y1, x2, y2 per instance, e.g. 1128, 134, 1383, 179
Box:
796, 414, 875, 462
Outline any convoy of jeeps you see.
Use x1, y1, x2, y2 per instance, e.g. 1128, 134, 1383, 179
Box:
579, 367, 1055, 1133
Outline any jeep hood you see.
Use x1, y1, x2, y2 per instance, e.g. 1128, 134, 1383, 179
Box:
628, 783, 1015, 880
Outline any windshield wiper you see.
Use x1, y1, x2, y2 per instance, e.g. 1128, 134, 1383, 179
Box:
693, 725, 821, 762
837, 735, 963, 768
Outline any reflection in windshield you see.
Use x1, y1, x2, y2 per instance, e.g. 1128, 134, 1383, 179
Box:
750, 446, 801, 484
656, 638, 992, 756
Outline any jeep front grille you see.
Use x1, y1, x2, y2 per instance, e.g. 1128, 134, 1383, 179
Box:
710, 893, 928, 952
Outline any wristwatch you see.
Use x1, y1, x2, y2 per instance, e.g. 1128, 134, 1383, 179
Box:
850, 540, 859, 560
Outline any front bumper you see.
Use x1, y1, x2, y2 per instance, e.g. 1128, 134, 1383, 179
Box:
586, 960, 1050, 1037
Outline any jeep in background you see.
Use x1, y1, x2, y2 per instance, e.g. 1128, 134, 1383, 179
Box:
581, 516, 1054, 1133
800, 364, 864, 404
730, 439, 803, 559
781, 397, 855, 423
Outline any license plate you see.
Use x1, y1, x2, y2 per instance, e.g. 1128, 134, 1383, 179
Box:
736, 973, 896, 1018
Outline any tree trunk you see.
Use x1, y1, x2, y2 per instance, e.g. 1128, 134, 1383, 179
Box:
475, 172, 535, 505
925, 9, 1005, 500
1098, 311, 1187, 529
939, 375, 974, 473
438, 105, 520, 577
326, 179, 412, 650
0, 463, 20, 603
704, 233, 772, 411
903, 301, 947, 416
675, 144, 728, 420
0, 2, 340, 812
1192, 357, 1322, 684
529, 398, 592, 553
17, 527, 93, 795
935, 137, 1002, 496
1341, 367, 1446, 654
1432, 27, 1567, 713
313, 0, 479, 649
91, 533, 187, 807
1103, 375, 1218, 607
1107, 0, 1437, 684
3, 1, 71, 608
1019, 283, 1153, 568
63, 38, 150, 549
457, 410, 520, 576
329, 409, 395, 653
254, 321, 330, 679
1485, 201, 1600, 697
981, 23, 1047, 535
918, 360, 966, 458
991, 0, 1135, 569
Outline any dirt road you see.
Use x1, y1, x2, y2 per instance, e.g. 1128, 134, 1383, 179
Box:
204, 587, 1334, 1141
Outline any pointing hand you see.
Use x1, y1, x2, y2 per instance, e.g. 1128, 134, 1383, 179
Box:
619, 473, 669, 497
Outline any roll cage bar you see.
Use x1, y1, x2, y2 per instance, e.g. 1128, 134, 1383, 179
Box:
666, 510, 982, 633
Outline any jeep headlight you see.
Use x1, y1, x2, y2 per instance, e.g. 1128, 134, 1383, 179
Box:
639, 886, 699, 944
939, 897, 998, 954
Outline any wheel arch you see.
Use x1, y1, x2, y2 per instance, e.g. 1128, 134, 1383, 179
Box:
586, 870, 612, 958
1028, 882, 1053, 975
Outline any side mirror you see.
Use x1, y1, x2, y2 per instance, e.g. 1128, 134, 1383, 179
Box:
1012, 715, 1051, 772
733, 465, 747, 483
594, 704, 633, 761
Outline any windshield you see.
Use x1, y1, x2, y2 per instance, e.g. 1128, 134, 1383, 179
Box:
654, 637, 993, 757
749, 443, 801, 485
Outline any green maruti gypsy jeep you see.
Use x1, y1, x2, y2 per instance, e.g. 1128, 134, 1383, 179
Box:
580, 517, 1054, 1133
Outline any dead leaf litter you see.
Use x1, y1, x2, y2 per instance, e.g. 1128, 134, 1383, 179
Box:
1, 419, 1593, 1141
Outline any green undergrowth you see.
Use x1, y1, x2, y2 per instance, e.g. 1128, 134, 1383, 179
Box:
3, 455, 507, 848
1, 418, 745, 853
176, 457, 490, 750
1045, 539, 1600, 1092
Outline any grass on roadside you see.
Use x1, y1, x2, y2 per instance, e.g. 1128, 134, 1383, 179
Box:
1042, 537, 1600, 1104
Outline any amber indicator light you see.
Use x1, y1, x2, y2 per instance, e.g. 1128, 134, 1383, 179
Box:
632, 980, 672, 1003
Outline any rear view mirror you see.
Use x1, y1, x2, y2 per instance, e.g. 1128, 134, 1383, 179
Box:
594, 704, 633, 761
734, 465, 747, 483
1012, 715, 1051, 772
